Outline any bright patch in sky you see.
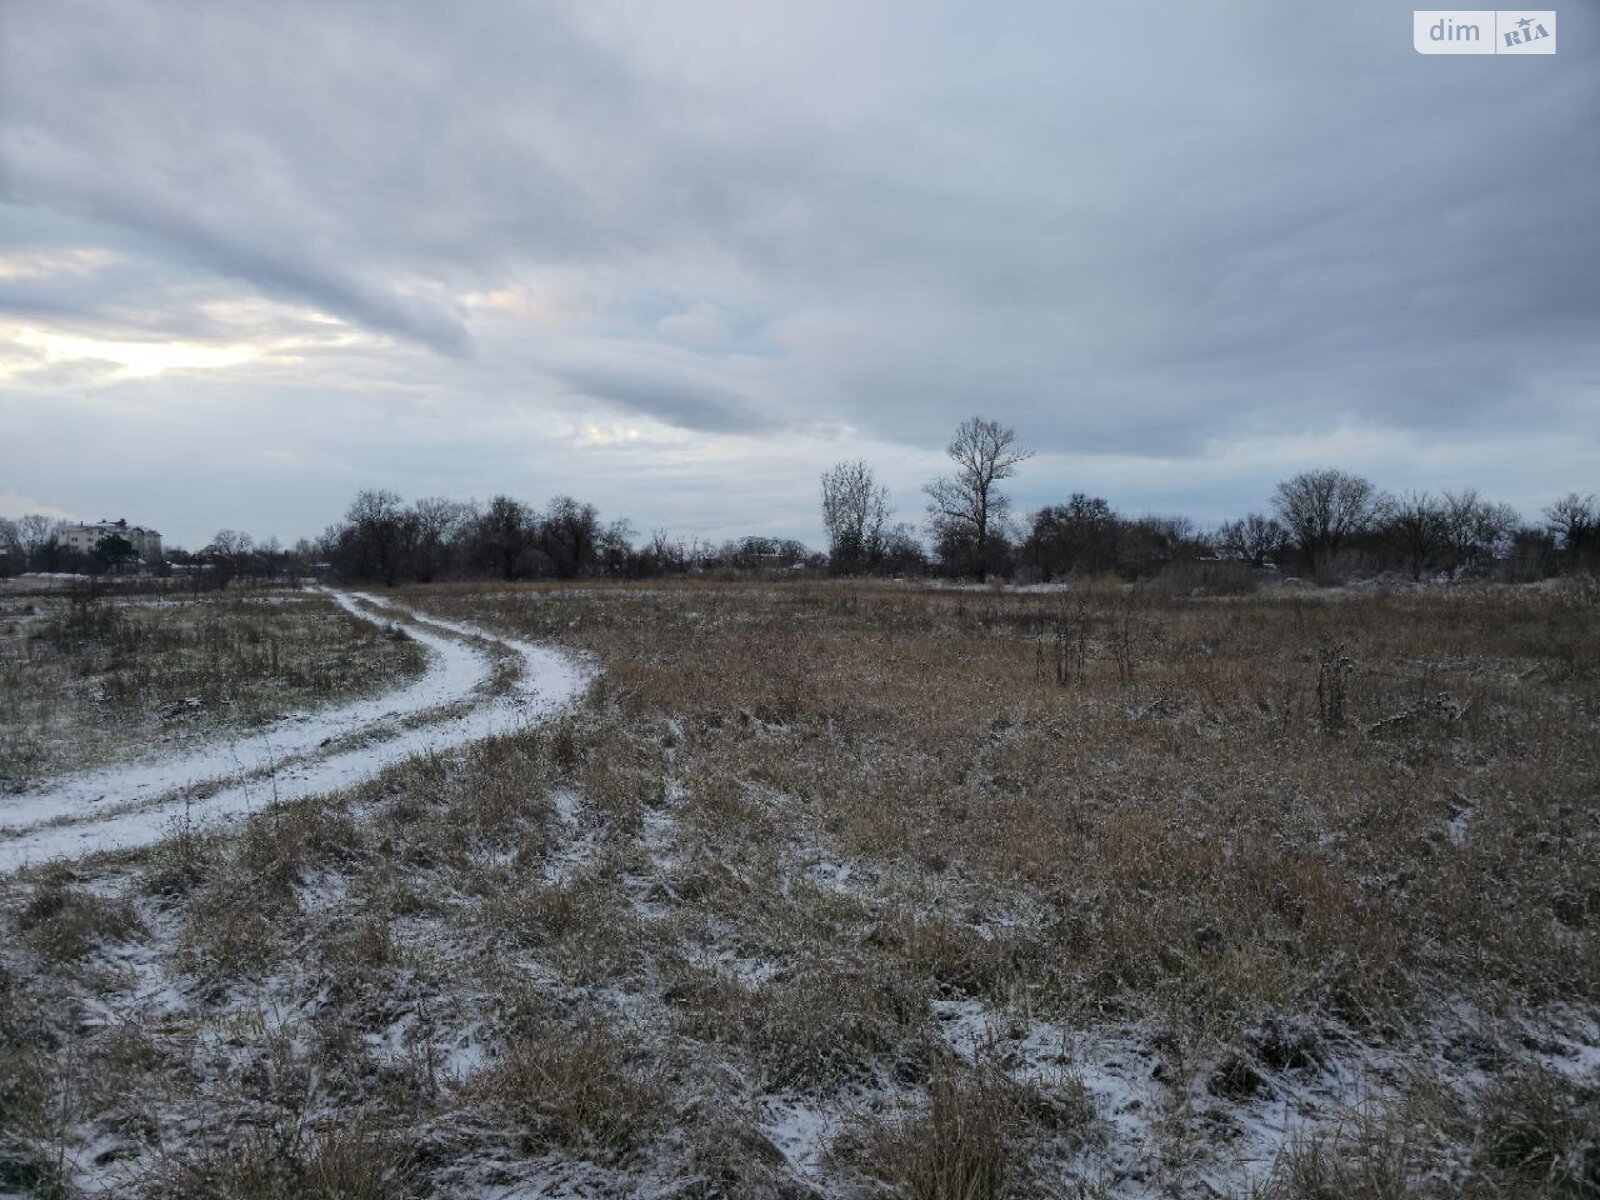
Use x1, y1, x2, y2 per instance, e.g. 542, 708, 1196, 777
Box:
0, 248, 118, 280
4, 325, 258, 380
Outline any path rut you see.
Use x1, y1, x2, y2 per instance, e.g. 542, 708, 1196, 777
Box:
0, 589, 591, 871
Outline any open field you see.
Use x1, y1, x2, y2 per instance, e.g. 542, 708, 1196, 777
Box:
2, 578, 1597, 1198
0, 589, 428, 792
0, 590, 589, 871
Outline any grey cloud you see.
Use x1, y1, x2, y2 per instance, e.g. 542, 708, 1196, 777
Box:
553, 359, 781, 437
0, 0, 1596, 543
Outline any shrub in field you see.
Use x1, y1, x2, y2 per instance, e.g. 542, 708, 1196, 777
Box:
838, 1061, 1090, 1200
1472, 1067, 1600, 1196
1260, 1119, 1420, 1200
1147, 558, 1259, 596
475, 1022, 662, 1160
150, 1121, 416, 1200
15, 874, 143, 961
1316, 641, 1354, 732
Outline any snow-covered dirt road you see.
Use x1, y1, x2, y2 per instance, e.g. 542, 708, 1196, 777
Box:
0, 589, 592, 871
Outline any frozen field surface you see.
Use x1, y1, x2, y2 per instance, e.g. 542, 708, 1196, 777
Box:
0, 588, 591, 870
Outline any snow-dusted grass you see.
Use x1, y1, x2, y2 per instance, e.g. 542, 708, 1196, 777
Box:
0, 590, 590, 869
0, 587, 427, 791
1, 578, 1597, 1197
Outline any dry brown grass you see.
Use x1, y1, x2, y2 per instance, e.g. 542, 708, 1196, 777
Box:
1472, 1067, 1600, 1196
1256, 1065, 1600, 1199
2, 577, 1596, 1196
472, 1020, 664, 1160
0, 590, 426, 787
421, 579, 1600, 1029
836, 1060, 1095, 1200
14, 869, 144, 962
151, 1119, 417, 1200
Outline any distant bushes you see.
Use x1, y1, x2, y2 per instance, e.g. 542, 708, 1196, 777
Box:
1145, 559, 1258, 596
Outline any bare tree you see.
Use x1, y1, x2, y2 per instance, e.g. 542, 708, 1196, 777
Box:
595, 518, 637, 577
880, 522, 927, 575
1441, 489, 1517, 578
341, 489, 414, 586
1215, 512, 1288, 569
820, 459, 890, 574
1383, 491, 1447, 581
12, 513, 60, 569
1023, 494, 1118, 579
924, 416, 1032, 581
645, 528, 687, 574
473, 495, 534, 581
206, 529, 256, 588
1272, 468, 1379, 573
411, 496, 475, 583
1118, 513, 1200, 576
256, 536, 288, 581
540, 496, 603, 579
1545, 492, 1598, 569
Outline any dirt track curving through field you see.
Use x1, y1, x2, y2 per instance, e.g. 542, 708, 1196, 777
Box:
0, 589, 592, 872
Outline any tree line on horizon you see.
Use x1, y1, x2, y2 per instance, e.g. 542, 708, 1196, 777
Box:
2, 416, 1596, 586
824, 416, 1596, 586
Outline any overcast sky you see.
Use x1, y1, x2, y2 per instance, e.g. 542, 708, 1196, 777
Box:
1, 1, 1595, 549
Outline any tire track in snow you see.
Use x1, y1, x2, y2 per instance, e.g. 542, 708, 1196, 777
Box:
1, 589, 490, 833
0, 589, 592, 871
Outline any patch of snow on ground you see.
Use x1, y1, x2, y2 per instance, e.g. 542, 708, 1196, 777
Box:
0, 589, 592, 871
543, 786, 598, 883
763, 1096, 835, 1178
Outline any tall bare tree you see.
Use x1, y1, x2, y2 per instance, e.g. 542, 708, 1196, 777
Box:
540, 496, 602, 579
474, 495, 534, 581
12, 513, 60, 569
411, 496, 475, 583
820, 459, 890, 574
1272, 468, 1379, 572
924, 417, 1032, 581
342, 489, 414, 586
1383, 491, 1447, 581
206, 529, 256, 587
1215, 512, 1288, 569
1441, 489, 1517, 578
1545, 492, 1598, 568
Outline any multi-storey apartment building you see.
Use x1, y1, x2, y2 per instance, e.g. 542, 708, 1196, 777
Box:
59, 518, 163, 563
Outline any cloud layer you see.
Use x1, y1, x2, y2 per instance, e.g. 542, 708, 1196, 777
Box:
2, 1, 1595, 547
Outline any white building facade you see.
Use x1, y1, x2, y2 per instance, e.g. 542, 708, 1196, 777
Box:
59, 518, 163, 563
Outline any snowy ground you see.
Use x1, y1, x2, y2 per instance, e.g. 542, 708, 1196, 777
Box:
2, 580, 1596, 1199
0, 588, 591, 871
